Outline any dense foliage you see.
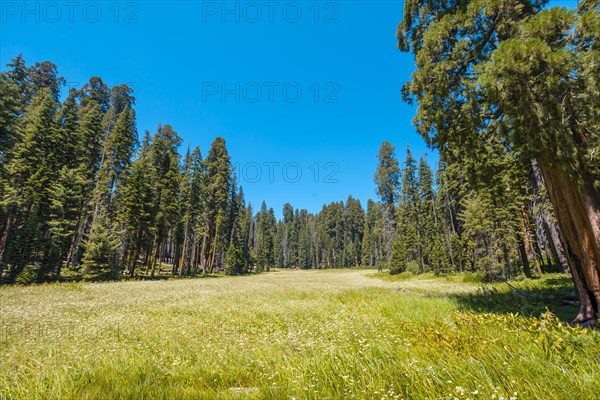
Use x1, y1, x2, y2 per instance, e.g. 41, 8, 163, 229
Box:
397, 0, 599, 325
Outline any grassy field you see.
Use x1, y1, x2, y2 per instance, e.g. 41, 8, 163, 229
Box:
1, 270, 598, 399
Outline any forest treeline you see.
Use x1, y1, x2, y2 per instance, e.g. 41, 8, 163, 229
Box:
0, 55, 282, 282
0, 55, 570, 284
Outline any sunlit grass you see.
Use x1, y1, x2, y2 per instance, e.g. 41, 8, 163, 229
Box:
0, 270, 597, 399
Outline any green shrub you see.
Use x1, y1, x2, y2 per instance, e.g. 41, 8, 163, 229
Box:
15, 266, 36, 285
461, 271, 485, 283
406, 261, 421, 275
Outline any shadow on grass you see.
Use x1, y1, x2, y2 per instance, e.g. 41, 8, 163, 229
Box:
451, 275, 579, 323
131, 273, 223, 281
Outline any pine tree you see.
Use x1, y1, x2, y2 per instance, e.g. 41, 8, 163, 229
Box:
78, 77, 110, 113
0, 73, 22, 167
177, 146, 205, 276
116, 132, 154, 276
344, 196, 365, 267
81, 211, 119, 280
5, 55, 28, 104
0, 72, 24, 260
26, 61, 65, 102
391, 146, 419, 273
47, 167, 86, 277
91, 105, 137, 216
417, 157, 438, 271
55, 89, 79, 166
63, 103, 105, 270
362, 200, 383, 268
83, 101, 137, 278
144, 124, 182, 276
203, 137, 233, 273
255, 201, 276, 272
1, 88, 61, 282
225, 235, 245, 276
241, 203, 254, 273
375, 141, 400, 210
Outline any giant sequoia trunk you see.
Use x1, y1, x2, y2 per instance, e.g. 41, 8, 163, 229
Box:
530, 160, 568, 273
537, 158, 600, 326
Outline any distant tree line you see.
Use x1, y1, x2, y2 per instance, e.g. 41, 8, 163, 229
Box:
0, 56, 394, 282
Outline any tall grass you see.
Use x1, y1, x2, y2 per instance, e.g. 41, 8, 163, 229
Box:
0, 270, 597, 399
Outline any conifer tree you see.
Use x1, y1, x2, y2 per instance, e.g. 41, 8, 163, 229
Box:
0, 73, 22, 168
64, 103, 105, 269
256, 201, 276, 272
391, 146, 419, 273
375, 142, 400, 262
91, 105, 137, 217
145, 124, 182, 276
361, 200, 383, 268
178, 146, 204, 275
417, 157, 438, 271
116, 132, 154, 276
203, 137, 233, 273
81, 211, 119, 279
83, 102, 137, 278
225, 235, 245, 275
375, 141, 401, 210
241, 203, 254, 273
1, 88, 61, 282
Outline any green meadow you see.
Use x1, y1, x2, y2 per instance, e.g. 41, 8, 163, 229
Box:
1, 270, 598, 400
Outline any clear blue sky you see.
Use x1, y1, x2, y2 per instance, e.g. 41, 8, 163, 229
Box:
0, 0, 573, 217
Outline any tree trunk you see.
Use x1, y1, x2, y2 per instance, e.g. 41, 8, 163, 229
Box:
130, 244, 140, 277
517, 235, 532, 278
501, 244, 512, 280
0, 213, 18, 266
543, 217, 569, 273
150, 234, 161, 278
537, 157, 600, 326
529, 229, 547, 273
531, 159, 569, 273
173, 236, 181, 276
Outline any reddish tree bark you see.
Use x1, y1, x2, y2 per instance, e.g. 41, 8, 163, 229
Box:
537, 158, 600, 326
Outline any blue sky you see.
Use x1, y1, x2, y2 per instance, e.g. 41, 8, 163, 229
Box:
0, 0, 573, 217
